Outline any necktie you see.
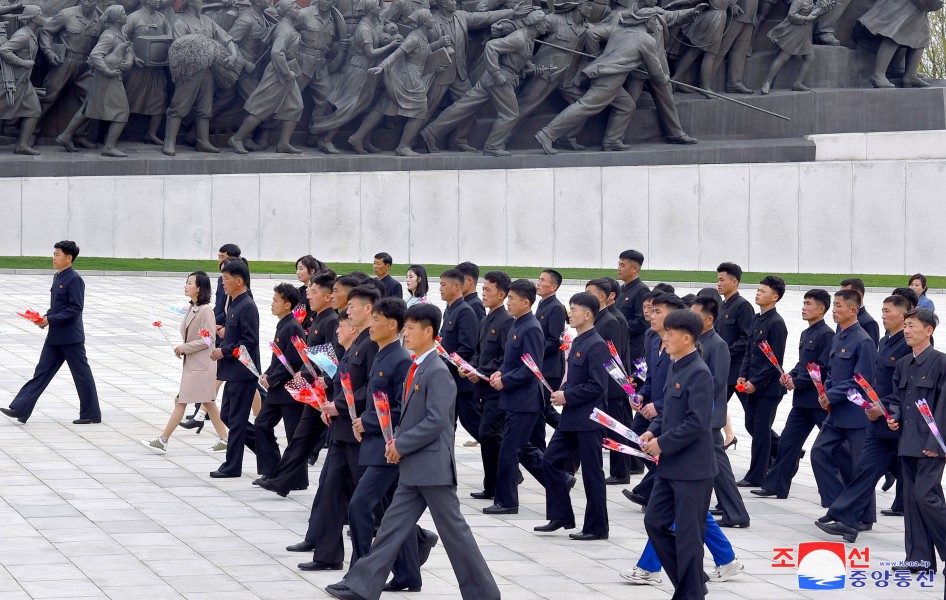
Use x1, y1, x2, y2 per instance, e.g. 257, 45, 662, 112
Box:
404, 362, 418, 404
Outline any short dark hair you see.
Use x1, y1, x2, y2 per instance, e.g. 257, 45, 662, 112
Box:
759, 275, 786, 301
697, 287, 722, 304
406, 303, 442, 333
883, 295, 912, 313
508, 279, 537, 305
586, 278, 611, 297
221, 257, 250, 285
348, 284, 381, 305
892, 287, 919, 309
681, 293, 696, 306
54, 240, 79, 261
312, 270, 337, 293
835, 288, 862, 308
569, 292, 599, 318
218, 243, 241, 257
604, 276, 621, 298
910, 273, 928, 294
643, 289, 664, 303
651, 293, 686, 311
840, 277, 866, 297
296, 255, 325, 274
905, 308, 938, 330
455, 261, 480, 282
374, 252, 393, 266
374, 297, 407, 330
189, 271, 212, 306
542, 269, 563, 288
336, 274, 363, 291
440, 268, 465, 286
408, 264, 429, 299
653, 282, 675, 294
664, 309, 703, 342
484, 271, 512, 295
717, 262, 743, 282
619, 249, 644, 266
691, 295, 718, 321
804, 288, 832, 313
274, 282, 300, 307
348, 271, 373, 285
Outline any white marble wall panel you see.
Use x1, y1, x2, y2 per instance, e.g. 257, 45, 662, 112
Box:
748, 164, 800, 273
359, 171, 410, 263
648, 166, 700, 271
68, 177, 115, 257
698, 164, 749, 271
114, 178, 164, 259
458, 170, 507, 266
865, 131, 946, 160
553, 167, 601, 268
797, 162, 852, 274
259, 174, 311, 262
163, 176, 213, 260
851, 162, 905, 275
506, 169, 554, 267
0, 179, 22, 255
211, 174, 261, 261
904, 161, 946, 275
20, 178, 69, 257
311, 172, 361, 263
601, 166, 649, 270
409, 171, 459, 265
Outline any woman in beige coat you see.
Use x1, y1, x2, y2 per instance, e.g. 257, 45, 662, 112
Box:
142, 271, 228, 453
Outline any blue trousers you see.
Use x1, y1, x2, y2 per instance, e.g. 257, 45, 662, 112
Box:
637, 512, 736, 572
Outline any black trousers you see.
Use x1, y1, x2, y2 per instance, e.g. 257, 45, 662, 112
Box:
645, 476, 713, 600
478, 397, 505, 496
744, 394, 781, 484
827, 434, 893, 528
542, 428, 608, 535
305, 439, 361, 563
11, 341, 100, 421
901, 456, 946, 569
494, 411, 546, 508
812, 424, 866, 508
541, 376, 563, 430
762, 406, 827, 497
218, 380, 257, 476
456, 390, 481, 442
245, 400, 304, 478
606, 395, 633, 478
630, 412, 658, 500
712, 429, 750, 524
267, 404, 327, 493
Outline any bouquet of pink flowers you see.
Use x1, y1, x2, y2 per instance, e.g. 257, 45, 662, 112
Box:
915, 399, 946, 454
450, 352, 488, 379
521, 353, 554, 393
603, 437, 656, 463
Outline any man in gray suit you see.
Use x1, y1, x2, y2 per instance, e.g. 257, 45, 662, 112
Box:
325, 304, 500, 600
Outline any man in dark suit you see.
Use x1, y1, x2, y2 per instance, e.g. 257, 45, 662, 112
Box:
456, 261, 486, 323
439, 269, 481, 442
465, 271, 514, 500
325, 304, 501, 600
484, 279, 548, 514
248, 284, 306, 482
753, 289, 835, 500
615, 249, 650, 365
715, 263, 755, 445
818, 295, 913, 541
537, 292, 610, 539
736, 276, 788, 489
536, 269, 566, 434
4, 241, 101, 425
884, 309, 946, 576
208, 259, 260, 478
214, 243, 242, 324
840, 278, 880, 348
692, 296, 749, 528
372, 252, 403, 299
642, 309, 718, 599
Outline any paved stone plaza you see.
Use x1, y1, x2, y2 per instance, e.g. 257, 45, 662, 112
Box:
0, 272, 942, 600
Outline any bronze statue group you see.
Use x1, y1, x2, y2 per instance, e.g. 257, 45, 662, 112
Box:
8, 240, 946, 600
0, 0, 939, 156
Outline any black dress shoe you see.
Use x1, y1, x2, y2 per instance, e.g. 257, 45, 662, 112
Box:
622, 489, 647, 507
881, 509, 904, 517
483, 503, 518, 515
858, 522, 873, 531
629, 467, 645, 475
325, 584, 366, 600
382, 583, 421, 592
298, 560, 343, 571
605, 476, 630, 485
517, 472, 525, 485
750, 489, 787, 499
286, 540, 314, 552
418, 530, 438, 565
0, 407, 27, 423
816, 514, 833, 524
716, 518, 750, 529
569, 531, 608, 541
815, 520, 858, 542
470, 491, 494, 500
209, 470, 239, 478
534, 519, 575, 532
709, 508, 724, 517
73, 417, 102, 424
252, 477, 267, 486
566, 475, 577, 491
735, 479, 759, 488
258, 479, 289, 498
881, 472, 896, 492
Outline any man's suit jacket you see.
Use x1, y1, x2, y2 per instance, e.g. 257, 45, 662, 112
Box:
472, 306, 514, 401
738, 308, 788, 399
787, 320, 834, 409
594, 308, 627, 400
360, 342, 413, 466
332, 328, 379, 443
887, 346, 946, 457
216, 291, 261, 382
824, 322, 877, 429
699, 329, 731, 429
46, 267, 86, 346
263, 314, 306, 404
639, 330, 671, 413
616, 278, 650, 362
715, 292, 754, 386
396, 352, 458, 487
464, 292, 487, 324
440, 298, 479, 394
559, 329, 610, 431
870, 330, 910, 440
536, 295, 566, 381
498, 311, 545, 413
378, 275, 403, 299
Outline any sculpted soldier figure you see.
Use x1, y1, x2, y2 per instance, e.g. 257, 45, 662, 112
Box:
223, 0, 275, 103
123, 0, 171, 144
0, 4, 45, 154
420, 11, 551, 156
56, 5, 134, 157
228, 0, 305, 154
383, 0, 430, 28
297, 0, 350, 142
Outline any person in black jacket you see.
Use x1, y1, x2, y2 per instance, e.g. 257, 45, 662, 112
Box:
537, 292, 609, 539
295, 255, 326, 332
642, 309, 718, 598
736, 276, 788, 489
615, 249, 650, 365
715, 262, 754, 447
213, 243, 242, 326
456, 261, 486, 323
535, 269, 566, 435
4, 241, 101, 425
373, 252, 403, 299
840, 278, 880, 349
753, 289, 835, 500
248, 284, 306, 483
440, 269, 481, 442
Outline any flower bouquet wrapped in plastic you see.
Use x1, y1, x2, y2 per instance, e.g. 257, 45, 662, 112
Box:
373, 391, 394, 445
232, 345, 261, 378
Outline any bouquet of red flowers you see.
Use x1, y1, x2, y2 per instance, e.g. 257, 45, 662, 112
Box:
340, 372, 357, 419
198, 328, 215, 350
17, 308, 43, 324
232, 345, 261, 378
373, 391, 394, 445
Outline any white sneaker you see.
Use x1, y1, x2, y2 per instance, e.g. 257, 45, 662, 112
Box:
141, 437, 167, 454
620, 567, 662, 585
208, 439, 227, 452
713, 559, 745, 582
